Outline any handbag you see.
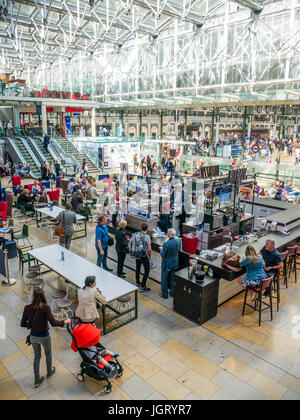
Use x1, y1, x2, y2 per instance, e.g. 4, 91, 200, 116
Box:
222, 252, 242, 272
108, 236, 114, 247
25, 309, 40, 347
54, 211, 65, 237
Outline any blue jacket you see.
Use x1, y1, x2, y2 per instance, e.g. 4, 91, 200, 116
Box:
160, 237, 181, 272
239, 256, 266, 281
95, 223, 109, 250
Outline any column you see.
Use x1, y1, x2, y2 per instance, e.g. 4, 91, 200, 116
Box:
118, 110, 124, 137
215, 108, 220, 147
247, 115, 252, 139
210, 109, 215, 157
160, 110, 164, 139
41, 104, 47, 136
241, 107, 247, 159
13, 106, 20, 129
139, 111, 142, 139
91, 107, 96, 138
276, 106, 285, 178
183, 109, 188, 141
174, 110, 179, 139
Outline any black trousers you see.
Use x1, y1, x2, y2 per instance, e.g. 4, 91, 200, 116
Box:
136, 256, 150, 288
117, 252, 127, 277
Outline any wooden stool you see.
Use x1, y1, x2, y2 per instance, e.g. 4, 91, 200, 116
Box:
280, 251, 288, 288
51, 290, 67, 309
242, 276, 273, 327
117, 295, 132, 311
56, 298, 73, 320
272, 269, 281, 312
287, 246, 297, 283
27, 277, 44, 296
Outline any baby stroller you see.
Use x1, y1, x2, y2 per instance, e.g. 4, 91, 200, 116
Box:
68, 317, 123, 394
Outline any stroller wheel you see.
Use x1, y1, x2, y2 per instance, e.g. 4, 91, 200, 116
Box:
117, 367, 123, 377
104, 384, 112, 394
77, 374, 84, 383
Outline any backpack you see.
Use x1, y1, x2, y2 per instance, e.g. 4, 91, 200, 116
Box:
129, 232, 148, 259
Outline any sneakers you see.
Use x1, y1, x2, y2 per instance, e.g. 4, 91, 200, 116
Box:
105, 268, 113, 272
34, 376, 45, 388
113, 353, 120, 359
140, 286, 151, 292
159, 293, 168, 299
47, 367, 56, 378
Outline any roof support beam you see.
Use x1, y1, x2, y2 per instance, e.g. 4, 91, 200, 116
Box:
232, 0, 263, 12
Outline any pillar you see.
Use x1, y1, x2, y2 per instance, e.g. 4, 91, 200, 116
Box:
241, 107, 247, 159
183, 109, 188, 141
41, 104, 47, 136
175, 110, 179, 139
210, 109, 215, 157
160, 110, 164, 140
294, 119, 298, 140
276, 106, 285, 178
13, 106, 20, 130
139, 111, 142, 139
91, 107, 96, 138
118, 110, 124, 137
215, 108, 220, 148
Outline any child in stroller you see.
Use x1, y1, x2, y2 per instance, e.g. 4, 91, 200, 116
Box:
68, 317, 123, 394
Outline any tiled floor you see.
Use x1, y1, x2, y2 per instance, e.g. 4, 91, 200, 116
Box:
1, 200, 300, 400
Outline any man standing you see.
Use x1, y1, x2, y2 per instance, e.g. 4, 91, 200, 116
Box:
133, 223, 151, 292
160, 229, 181, 299
95, 214, 113, 272
43, 134, 50, 153
56, 202, 77, 249
260, 240, 283, 297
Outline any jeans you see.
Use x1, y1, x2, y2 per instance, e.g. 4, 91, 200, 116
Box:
136, 256, 150, 288
117, 252, 127, 277
31, 335, 52, 383
161, 269, 175, 298
59, 234, 72, 249
97, 247, 108, 270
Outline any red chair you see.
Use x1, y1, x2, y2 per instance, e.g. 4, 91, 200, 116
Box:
0, 201, 8, 222
27, 183, 42, 194
12, 175, 21, 187
242, 276, 273, 327
47, 189, 60, 204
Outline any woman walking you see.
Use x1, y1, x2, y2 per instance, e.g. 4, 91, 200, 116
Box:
75, 276, 105, 323
115, 220, 129, 278
20, 288, 70, 388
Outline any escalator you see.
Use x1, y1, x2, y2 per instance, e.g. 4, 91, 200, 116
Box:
13, 138, 41, 179
30, 137, 53, 163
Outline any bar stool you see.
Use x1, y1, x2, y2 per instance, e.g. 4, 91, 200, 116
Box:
56, 298, 73, 320
272, 269, 281, 312
51, 289, 67, 309
116, 295, 132, 312
27, 277, 44, 296
242, 276, 273, 327
280, 251, 288, 288
287, 246, 297, 283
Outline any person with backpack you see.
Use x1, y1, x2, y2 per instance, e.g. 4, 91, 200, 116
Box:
130, 223, 152, 292
95, 214, 113, 272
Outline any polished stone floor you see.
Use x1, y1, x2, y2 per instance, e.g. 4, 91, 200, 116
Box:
1, 195, 300, 400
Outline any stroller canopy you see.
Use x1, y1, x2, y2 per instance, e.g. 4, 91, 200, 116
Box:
71, 323, 101, 352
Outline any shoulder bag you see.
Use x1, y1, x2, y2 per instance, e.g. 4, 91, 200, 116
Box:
25, 309, 40, 347
54, 211, 65, 237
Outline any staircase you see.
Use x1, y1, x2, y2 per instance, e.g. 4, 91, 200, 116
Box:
55, 137, 99, 176
13, 138, 41, 179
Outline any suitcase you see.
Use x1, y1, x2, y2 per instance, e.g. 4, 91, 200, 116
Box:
3, 241, 17, 259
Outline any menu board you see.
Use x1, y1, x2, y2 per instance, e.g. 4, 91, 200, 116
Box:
215, 185, 233, 204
